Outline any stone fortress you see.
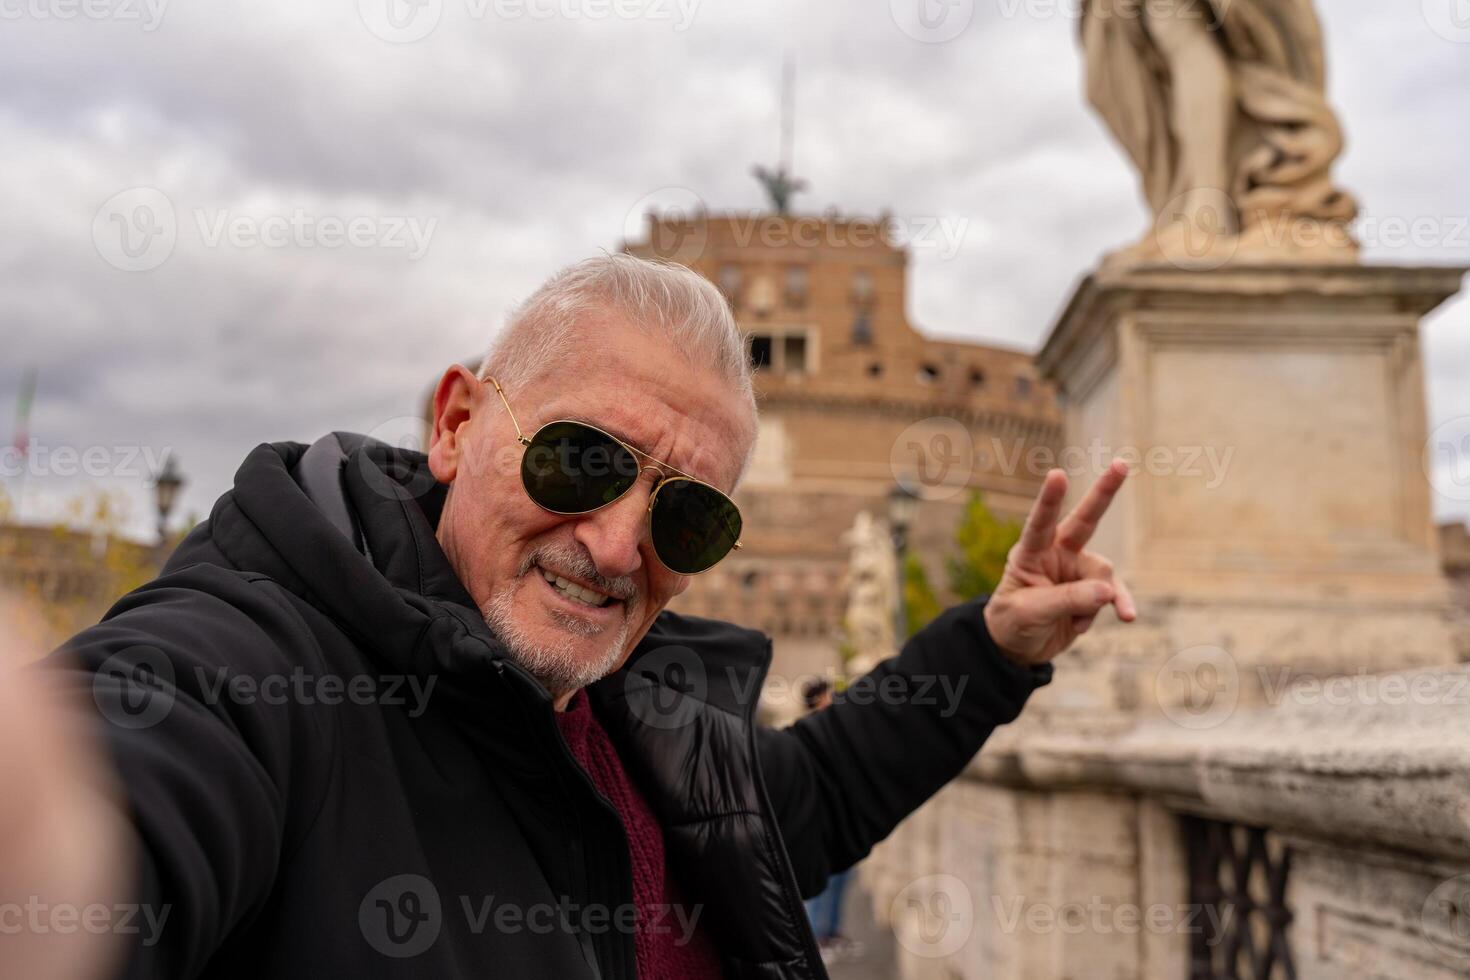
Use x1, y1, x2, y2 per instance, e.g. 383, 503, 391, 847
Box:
623, 208, 1062, 686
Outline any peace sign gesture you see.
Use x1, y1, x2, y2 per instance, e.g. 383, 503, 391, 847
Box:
982, 460, 1137, 665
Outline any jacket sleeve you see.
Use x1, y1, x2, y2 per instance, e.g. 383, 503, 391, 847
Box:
755, 597, 1051, 897
38, 565, 336, 979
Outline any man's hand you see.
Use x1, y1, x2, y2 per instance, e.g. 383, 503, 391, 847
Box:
0, 597, 129, 980
982, 460, 1137, 666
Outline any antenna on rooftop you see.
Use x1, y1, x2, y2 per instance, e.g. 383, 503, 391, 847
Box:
753, 52, 807, 215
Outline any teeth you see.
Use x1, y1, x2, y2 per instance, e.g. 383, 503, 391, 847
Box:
538, 566, 611, 608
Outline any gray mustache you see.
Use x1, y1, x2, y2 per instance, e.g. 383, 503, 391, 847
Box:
523, 543, 638, 602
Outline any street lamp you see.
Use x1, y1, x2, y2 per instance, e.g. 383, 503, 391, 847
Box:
887, 480, 921, 642
152, 456, 185, 547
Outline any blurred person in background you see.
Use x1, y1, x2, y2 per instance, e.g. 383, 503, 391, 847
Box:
5, 254, 1134, 979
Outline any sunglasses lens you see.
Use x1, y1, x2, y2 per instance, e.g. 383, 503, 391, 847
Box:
522, 422, 640, 513
650, 479, 742, 574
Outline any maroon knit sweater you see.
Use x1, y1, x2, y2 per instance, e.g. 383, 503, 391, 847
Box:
555, 691, 724, 979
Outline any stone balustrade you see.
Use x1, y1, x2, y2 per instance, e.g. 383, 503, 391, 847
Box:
862, 663, 1470, 979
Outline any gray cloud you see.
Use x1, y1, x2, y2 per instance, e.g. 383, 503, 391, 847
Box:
2, 0, 1468, 536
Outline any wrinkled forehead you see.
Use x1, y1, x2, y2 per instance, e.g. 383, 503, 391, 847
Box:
511, 322, 754, 491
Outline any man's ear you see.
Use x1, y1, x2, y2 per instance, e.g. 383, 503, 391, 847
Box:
427, 364, 481, 484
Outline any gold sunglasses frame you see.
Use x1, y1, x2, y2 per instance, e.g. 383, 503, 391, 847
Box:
487, 376, 743, 575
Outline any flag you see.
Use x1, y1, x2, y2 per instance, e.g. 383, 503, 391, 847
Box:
12, 367, 36, 459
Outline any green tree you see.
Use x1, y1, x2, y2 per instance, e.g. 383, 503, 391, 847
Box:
900, 490, 1021, 635
947, 491, 1021, 601
901, 551, 944, 635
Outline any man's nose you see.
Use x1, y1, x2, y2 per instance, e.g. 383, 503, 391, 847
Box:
572, 485, 649, 580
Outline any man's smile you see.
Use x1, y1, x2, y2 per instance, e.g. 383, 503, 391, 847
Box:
531, 563, 626, 621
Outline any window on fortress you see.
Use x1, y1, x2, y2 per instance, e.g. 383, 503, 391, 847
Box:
851, 269, 874, 307
749, 335, 773, 370
1014, 375, 1032, 399
783, 335, 807, 373
969, 367, 986, 389
851, 312, 873, 346
785, 266, 808, 308
917, 363, 940, 384
867, 362, 883, 378
749, 331, 809, 375
719, 264, 742, 303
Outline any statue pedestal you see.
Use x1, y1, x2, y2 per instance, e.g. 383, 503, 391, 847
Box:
868, 263, 1470, 980
1034, 263, 1467, 723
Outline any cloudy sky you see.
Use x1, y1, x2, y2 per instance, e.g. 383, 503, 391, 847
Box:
3, 0, 1469, 539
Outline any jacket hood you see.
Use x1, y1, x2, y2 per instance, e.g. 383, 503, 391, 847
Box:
167, 433, 774, 719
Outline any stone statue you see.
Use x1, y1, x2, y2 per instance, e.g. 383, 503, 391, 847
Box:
1080, 0, 1358, 266
841, 511, 897, 676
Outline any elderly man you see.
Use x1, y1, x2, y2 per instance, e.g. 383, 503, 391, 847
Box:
11, 254, 1133, 980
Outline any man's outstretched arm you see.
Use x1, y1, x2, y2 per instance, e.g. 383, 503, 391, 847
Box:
6, 568, 335, 979
759, 462, 1135, 895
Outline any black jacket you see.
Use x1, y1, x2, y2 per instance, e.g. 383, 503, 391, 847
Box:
46, 434, 1051, 980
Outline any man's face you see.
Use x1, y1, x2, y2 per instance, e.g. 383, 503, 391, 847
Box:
428, 314, 753, 702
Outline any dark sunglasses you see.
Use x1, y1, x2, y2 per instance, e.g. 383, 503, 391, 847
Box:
487, 377, 743, 575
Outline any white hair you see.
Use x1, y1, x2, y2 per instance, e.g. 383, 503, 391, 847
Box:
478, 253, 758, 473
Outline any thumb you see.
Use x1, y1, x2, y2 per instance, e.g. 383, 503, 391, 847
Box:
1016, 579, 1115, 626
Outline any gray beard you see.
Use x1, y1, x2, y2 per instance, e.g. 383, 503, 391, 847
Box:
480, 545, 636, 700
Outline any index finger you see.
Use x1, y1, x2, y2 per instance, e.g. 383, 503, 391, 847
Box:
1056, 458, 1129, 552
1015, 468, 1068, 561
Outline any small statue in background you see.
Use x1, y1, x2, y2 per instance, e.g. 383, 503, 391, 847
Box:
841, 511, 898, 676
